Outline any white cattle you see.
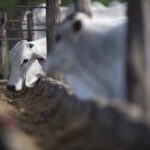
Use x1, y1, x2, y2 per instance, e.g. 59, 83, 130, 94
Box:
21, 10, 31, 40
31, 3, 46, 40
21, 3, 69, 40
91, 2, 126, 20
22, 1, 126, 40
44, 11, 127, 101
7, 38, 46, 91
71, 1, 127, 20
21, 3, 46, 40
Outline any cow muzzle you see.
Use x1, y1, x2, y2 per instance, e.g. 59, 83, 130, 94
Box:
7, 85, 16, 92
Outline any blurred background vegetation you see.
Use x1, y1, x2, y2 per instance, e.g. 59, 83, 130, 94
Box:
0, 0, 126, 17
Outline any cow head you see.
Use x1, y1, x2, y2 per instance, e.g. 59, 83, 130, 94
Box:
44, 12, 89, 75
44, 12, 127, 100
7, 39, 46, 92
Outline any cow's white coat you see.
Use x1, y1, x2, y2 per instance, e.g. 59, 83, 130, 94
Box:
8, 38, 46, 91
22, 1, 126, 40
44, 8, 127, 101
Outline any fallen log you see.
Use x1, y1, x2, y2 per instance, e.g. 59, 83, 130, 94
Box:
5, 78, 150, 150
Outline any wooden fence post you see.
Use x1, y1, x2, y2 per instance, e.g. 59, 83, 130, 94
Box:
46, 0, 63, 81
127, 0, 150, 121
27, 13, 34, 41
46, 0, 60, 54
0, 12, 9, 79
0, 12, 5, 78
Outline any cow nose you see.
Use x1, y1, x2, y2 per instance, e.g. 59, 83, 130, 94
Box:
7, 85, 15, 92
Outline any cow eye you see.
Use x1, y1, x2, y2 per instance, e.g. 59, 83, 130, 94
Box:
55, 34, 62, 42
21, 59, 29, 67
23, 59, 28, 64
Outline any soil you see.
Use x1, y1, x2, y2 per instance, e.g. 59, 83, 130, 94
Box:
0, 79, 150, 150
0, 79, 68, 150
0, 78, 102, 150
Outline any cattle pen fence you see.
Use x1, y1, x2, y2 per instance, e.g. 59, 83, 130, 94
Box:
6, 0, 61, 48
0, 0, 61, 78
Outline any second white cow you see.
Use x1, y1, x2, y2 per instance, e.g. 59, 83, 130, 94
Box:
44, 12, 127, 101
7, 38, 46, 91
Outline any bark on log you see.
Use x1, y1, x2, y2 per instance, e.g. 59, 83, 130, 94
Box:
46, 0, 60, 53
6, 77, 150, 149
38, 78, 150, 150
37, 80, 150, 150
40, 80, 150, 150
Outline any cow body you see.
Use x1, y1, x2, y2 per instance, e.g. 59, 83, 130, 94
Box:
22, 1, 126, 40
21, 3, 69, 40
44, 9, 127, 101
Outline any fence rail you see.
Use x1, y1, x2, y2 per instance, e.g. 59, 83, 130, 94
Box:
6, 29, 46, 31
5, 2, 47, 42
16, 5, 46, 9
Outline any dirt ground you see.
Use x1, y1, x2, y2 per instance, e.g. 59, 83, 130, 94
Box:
1, 79, 150, 150
0, 78, 104, 150
0, 79, 69, 150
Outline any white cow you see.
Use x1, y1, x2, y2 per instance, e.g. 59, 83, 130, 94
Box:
31, 3, 46, 40
22, 1, 126, 40
44, 11, 127, 101
91, 2, 126, 20
7, 38, 46, 91
21, 3, 69, 40
21, 10, 31, 40
21, 3, 46, 40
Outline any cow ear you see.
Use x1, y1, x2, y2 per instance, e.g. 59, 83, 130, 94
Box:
33, 51, 46, 62
29, 43, 34, 48
72, 20, 82, 33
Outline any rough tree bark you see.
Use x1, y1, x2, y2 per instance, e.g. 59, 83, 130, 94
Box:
46, 0, 63, 81
46, 0, 60, 53
127, 0, 150, 121
5, 77, 150, 150
32, 78, 150, 149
